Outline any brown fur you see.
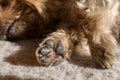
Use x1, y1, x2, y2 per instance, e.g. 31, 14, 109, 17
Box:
0, 0, 120, 68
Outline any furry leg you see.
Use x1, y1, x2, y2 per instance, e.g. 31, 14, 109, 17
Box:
85, 29, 117, 68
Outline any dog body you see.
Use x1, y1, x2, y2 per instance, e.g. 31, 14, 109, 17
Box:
0, 0, 120, 68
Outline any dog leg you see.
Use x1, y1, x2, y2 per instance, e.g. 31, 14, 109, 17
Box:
85, 29, 117, 69
35, 29, 72, 66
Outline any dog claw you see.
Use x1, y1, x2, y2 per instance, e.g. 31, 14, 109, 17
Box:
55, 40, 66, 57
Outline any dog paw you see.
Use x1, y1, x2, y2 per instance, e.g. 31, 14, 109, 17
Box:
95, 61, 113, 69
94, 57, 115, 69
35, 39, 68, 66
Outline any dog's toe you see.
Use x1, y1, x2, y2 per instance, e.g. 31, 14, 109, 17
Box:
45, 39, 54, 48
39, 46, 51, 56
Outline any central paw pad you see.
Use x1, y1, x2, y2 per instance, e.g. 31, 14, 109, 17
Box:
36, 39, 66, 66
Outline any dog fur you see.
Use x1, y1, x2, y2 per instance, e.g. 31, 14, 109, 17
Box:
0, 0, 120, 68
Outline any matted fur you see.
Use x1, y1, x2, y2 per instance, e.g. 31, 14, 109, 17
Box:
0, 0, 120, 68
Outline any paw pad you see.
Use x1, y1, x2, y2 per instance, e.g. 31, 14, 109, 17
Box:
39, 46, 51, 56
55, 40, 66, 57
36, 39, 67, 66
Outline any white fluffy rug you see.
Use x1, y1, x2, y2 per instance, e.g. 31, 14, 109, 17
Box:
0, 39, 120, 80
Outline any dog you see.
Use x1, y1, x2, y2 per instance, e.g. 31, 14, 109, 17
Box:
0, 0, 120, 69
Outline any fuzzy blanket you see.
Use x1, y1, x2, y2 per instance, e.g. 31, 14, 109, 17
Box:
0, 39, 120, 80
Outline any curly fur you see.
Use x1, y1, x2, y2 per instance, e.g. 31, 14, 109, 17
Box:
0, 0, 120, 68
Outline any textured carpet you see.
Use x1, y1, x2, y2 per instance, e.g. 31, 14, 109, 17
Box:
0, 39, 120, 80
